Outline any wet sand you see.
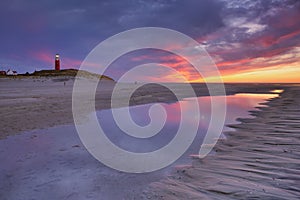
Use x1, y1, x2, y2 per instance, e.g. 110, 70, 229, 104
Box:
142, 86, 300, 199
0, 77, 286, 139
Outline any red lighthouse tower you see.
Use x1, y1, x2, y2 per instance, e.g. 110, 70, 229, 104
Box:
55, 54, 60, 70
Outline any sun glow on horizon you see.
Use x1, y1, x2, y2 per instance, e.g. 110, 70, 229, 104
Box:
150, 64, 300, 83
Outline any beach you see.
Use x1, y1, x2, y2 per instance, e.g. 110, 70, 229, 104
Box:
0, 77, 285, 139
142, 85, 300, 199
0, 77, 299, 199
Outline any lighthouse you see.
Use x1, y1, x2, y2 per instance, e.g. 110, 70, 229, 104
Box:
55, 54, 60, 70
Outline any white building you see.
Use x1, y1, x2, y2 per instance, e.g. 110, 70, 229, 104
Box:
7, 69, 17, 75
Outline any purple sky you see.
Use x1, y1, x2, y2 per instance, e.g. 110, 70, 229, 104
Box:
0, 0, 299, 82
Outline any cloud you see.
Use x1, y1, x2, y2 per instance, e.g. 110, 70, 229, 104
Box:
198, 0, 300, 78
0, 0, 299, 82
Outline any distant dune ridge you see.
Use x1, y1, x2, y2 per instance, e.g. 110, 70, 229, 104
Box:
0, 69, 115, 81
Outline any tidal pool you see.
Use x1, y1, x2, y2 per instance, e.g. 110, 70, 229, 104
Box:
0, 92, 279, 200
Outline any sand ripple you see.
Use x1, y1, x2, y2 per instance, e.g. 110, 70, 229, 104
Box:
143, 86, 300, 199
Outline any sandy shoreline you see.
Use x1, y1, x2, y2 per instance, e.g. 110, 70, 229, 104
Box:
0, 77, 299, 199
0, 77, 287, 139
142, 86, 300, 199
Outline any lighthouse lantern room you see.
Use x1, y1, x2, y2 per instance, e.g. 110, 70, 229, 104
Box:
55, 54, 60, 70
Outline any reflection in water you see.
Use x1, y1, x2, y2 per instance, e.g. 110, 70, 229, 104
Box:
270, 89, 284, 93
234, 93, 279, 97
98, 92, 278, 155
0, 92, 279, 199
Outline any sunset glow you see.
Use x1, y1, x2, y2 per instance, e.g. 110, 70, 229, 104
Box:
0, 0, 299, 83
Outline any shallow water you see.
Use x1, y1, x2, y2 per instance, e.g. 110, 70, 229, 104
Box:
0, 93, 278, 200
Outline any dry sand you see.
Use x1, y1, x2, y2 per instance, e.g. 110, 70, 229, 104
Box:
142, 86, 300, 199
0, 77, 286, 139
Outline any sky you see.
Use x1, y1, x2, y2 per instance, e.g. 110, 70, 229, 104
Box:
0, 0, 299, 83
